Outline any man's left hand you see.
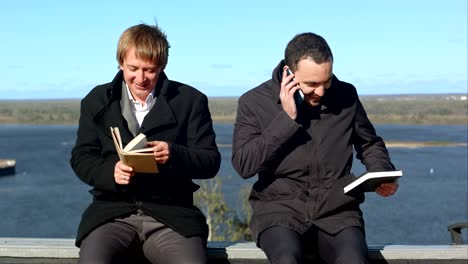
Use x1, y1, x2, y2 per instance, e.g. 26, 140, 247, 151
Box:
147, 141, 170, 164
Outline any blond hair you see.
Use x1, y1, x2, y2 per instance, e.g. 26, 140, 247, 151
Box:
117, 23, 170, 68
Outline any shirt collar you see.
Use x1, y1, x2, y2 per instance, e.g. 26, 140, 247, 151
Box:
125, 83, 156, 105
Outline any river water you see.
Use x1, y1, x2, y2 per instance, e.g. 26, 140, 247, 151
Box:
0, 124, 466, 245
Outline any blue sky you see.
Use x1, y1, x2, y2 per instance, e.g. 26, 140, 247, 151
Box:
1, 0, 466, 99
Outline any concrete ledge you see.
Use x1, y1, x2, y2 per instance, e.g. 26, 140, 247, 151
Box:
1, 238, 467, 264
0, 238, 77, 259
367, 245, 468, 264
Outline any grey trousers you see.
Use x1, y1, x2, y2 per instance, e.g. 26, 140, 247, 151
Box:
78, 210, 207, 264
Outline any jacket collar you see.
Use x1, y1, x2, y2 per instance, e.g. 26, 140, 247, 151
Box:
94, 70, 177, 140
107, 70, 171, 103
271, 60, 286, 103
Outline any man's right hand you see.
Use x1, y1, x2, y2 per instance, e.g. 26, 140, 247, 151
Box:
280, 66, 300, 120
376, 180, 399, 197
114, 161, 135, 185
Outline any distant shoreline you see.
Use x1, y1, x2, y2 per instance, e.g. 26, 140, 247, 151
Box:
0, 94, 467, 125
218, 141, 468, 149
385, 141, 468, 148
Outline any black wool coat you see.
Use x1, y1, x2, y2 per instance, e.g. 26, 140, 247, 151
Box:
70, 71, 221, 246
232, 60, 395, 242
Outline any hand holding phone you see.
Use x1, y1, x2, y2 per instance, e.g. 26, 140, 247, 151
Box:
286, 68, 304, 105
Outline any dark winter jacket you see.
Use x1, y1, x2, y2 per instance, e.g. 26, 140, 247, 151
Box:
71, 71, 220, 246
232, 60, 395, 241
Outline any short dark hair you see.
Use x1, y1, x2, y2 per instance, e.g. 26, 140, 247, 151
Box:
284, 32, 333, 72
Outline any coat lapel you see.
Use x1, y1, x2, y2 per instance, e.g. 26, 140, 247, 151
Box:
120, 81, 139, 136
91, 71, 138, 144
98, 101, 137, 144
139, 95, 176, 134
138, 72, 177, 134
94, 70, 177, 141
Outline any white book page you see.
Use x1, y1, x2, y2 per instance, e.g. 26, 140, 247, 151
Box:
123, 133, 148, 152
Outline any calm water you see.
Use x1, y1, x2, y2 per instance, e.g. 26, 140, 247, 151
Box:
0, 124, 467, 245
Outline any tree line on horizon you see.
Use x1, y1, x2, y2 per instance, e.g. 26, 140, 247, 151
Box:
0, 95, 466, 125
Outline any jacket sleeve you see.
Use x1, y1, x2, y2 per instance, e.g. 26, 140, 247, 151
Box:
231, 94, 301, 179
353, 98, 395, 172
166, 94, 221, 179
70, 98, 121, 192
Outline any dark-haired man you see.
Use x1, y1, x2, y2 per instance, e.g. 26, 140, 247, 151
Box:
232, 32, 398, 264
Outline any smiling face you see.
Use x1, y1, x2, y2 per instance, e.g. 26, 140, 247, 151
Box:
293, 58, 333, 107
120, 47, 161, 103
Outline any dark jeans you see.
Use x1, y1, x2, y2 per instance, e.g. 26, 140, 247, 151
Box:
259, 225, 369, 264
78, 210, 207, 264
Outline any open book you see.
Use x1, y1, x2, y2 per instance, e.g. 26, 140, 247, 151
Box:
110, 127, 158, 173
344, 170, 402, 194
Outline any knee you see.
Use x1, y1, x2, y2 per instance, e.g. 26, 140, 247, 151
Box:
78, 248, 114, 264
265, 248, 302, 264
273, 254, 302, 264
78, 236, 129, 264
145, 254, 206, 264
172, 257, 206, 264
333, 247, 368, 264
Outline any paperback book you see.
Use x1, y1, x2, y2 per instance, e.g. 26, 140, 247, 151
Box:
110, 127, 158, 173
344, 170, 402, 194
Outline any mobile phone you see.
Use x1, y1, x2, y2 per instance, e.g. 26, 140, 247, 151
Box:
286, 68, 304, 105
